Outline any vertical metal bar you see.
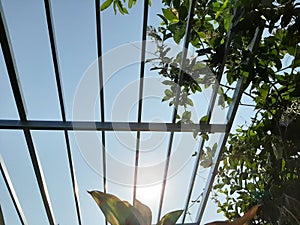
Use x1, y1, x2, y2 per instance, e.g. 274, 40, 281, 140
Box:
0, 2, 56, 224
195, 26, 264, 225
43, 1, 82, 224
95, 0, 107, 195
0, 154, 28, 225
157, 0, 197, 221
133, 0, 149, 204
95, 4, 108, 225
24, 129, 56, 225
181, 7, 238, 224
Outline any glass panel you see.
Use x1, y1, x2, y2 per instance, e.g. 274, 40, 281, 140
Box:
1, 0, 61, 120
0, 47, 19, 120
0, 130, 48, 224
0, 174, 22, 225
31, 130, 78, 225
68, 131, 105, 224
49, 0, 100, 121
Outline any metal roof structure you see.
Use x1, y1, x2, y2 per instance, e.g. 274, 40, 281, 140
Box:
0, 1, 260, 225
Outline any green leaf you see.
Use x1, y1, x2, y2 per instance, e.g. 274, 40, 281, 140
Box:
200, 158, 213, 168
218, 94, 225, 108
162, 80, 175, 86
134, 199, 152, 225
100, 0, 114, 11
173, 0, 180, 9
224, 14, 232, 31
207, 143, 217, 158
182, 111, 191, 120
173, 25, 185, 44
165, 89, 174, 97
186, 98, 194, 106
200, 115, 208, 123
162, 96, 171, 102
113, 1, 117, 14
116, 1, 129, 14
178, 5, 188, 21
157, 210, 183, 225
162, 8, 179, 23
271, 142, 283, 160
157, 14, 169, 25
212, 143, 217, 155
88, 191, 139, 225
216, 0, 229, 19
201, 133, 209, 141
128, 0, 136, 8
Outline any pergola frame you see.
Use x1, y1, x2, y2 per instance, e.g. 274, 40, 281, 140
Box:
0, 1, 261, 225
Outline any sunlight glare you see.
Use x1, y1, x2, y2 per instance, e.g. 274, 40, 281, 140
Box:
136, 184, 162, 205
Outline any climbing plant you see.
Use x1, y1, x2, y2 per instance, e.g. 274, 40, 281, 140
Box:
101, 0, 300, 224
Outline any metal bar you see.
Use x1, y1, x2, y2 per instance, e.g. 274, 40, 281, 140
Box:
195, 26, 264, 225
133, 0, 149, 204
0, 154, 28, 225
0, 120, 227, 133
0, 3, 27, 122
43, 0, 66, 121
95, 0, 107, 195
23, 129, 56, 225
43, 1, 82, 224
195, 80, 244, 225
0, 3, 56, 224
181, 7, 239, 224
157, 0, 197, 221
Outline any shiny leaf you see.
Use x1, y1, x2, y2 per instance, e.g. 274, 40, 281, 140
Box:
134, 199, 152, 225
89, 191, 140, 225
157, 210, 183, 225
100, 0, 114, 11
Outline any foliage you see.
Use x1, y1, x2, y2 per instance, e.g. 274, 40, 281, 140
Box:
215, 107, 300, 225
100, 0, 152, 14
101, 0, 300, 224
205, 204, 261, 225
89, 191, 183, 225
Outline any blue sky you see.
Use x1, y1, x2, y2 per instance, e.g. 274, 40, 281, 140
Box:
0, 0, 255, 224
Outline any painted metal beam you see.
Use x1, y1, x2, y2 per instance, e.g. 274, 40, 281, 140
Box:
0, 120, 227, 133
43, 0, 82, 223
95, 0, 107, 197
133, 0, 150, 205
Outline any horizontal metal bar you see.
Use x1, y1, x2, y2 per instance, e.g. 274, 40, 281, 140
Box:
0, 120, 227, 133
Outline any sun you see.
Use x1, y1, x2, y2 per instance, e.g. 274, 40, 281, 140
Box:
136, 184, 162, 204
